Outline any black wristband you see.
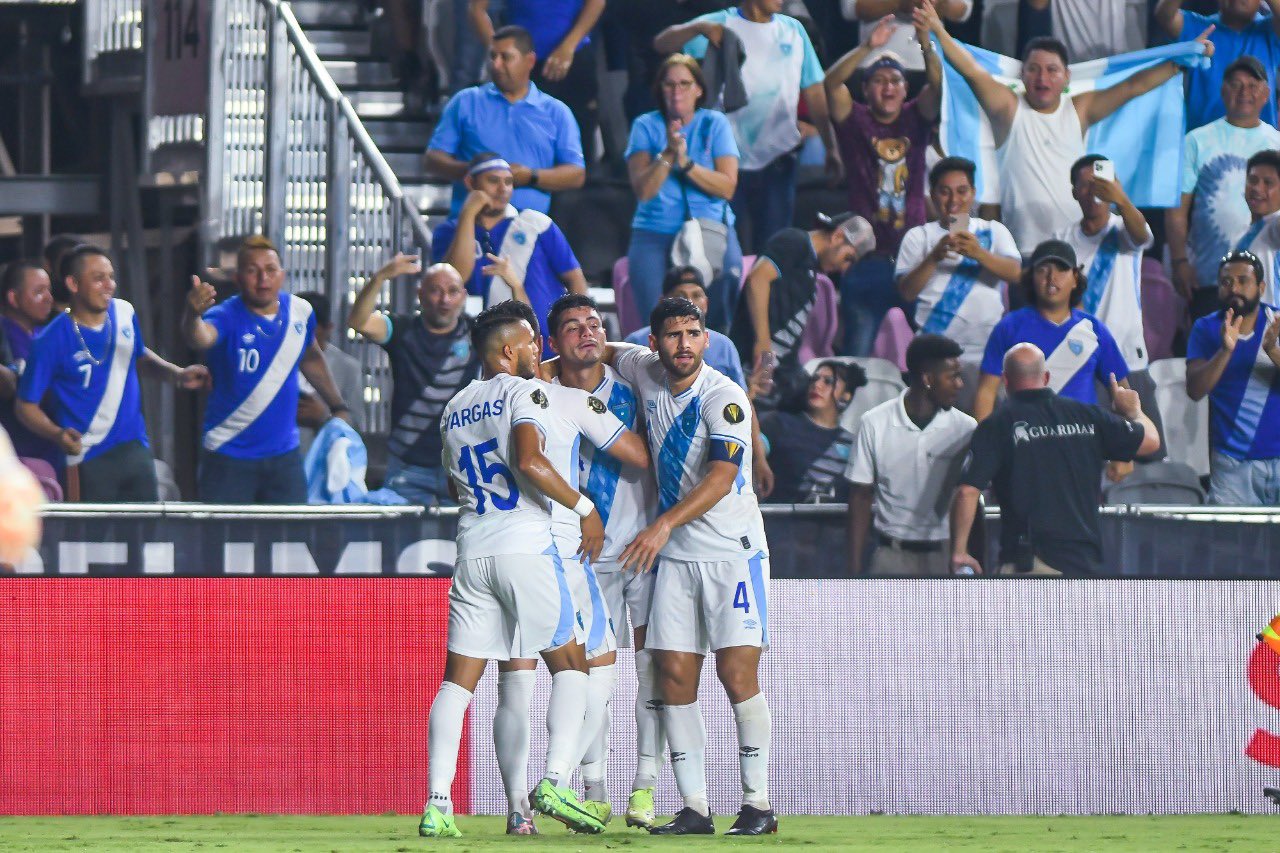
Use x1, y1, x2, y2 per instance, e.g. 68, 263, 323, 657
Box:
677, 159, 694, 176
330, 404, 351, 415
528, 169, 540, 188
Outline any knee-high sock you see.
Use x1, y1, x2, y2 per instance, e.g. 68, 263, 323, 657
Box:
633, 649, 665, 790
663, 701, 708, 816
577, 663, 618, 801
426, 681, 473, 816
732, 692, 771, 810
494, 670, 535, 814
543, 669, 588, 785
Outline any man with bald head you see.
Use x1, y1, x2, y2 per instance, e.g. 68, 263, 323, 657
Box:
348, 255, 481, 505
949, 342, 1160, 576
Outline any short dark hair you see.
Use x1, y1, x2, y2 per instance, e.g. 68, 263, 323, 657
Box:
547, 292, 599, 336
662, 265, 706, 295
1069, 153, 1107, 185
492, 25, 534, 55
928, 156, 976, 192
294, 291, 332, 326
814, 359, 868, 393
648, 296, 703, 336
1218, 249, 1265, 284
1247, 149, 1280, 179
905, 334, 964, 382
1022, 36, 1069, 66
1022, 265, 1087, 308
43, 234, 84, 303
652, 53, 709, 117
0, 260, 45, 308
61, 244, 112, 283
470, 299, 539, 355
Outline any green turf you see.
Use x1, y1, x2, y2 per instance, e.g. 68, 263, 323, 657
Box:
0, 814, 1276, 852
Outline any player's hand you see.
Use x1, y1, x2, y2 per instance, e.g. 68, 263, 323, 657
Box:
375, 252, 423, 282
1109, 373, 1141, 420
509, 163, 534, 187
950, 551, 983, 575
1091, 176, 1126, 205
461, 189, 491, 218
1262, 311, 1280, 355
869, 14, 897, 49
1171, 260, 1198, 302
1221, 307, 1244, 352
58, 428, 83, 457
577, 508, 605, 564
699, 21, 725, 47
1105, 460, 1134, 483
753, 451, 775, 499
620, 517, 672, 573
176, 364, 211, 391
297, 393, 329, 428
481, 253, 525, 290
543, 43, 575, 81
188, 275, 216, 315
1194, 25, 1216, 60
928, 233, 956, 263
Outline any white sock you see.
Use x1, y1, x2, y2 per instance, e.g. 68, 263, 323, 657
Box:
732, 692, 772, 810
663, 701, 708, 816
633, 649, 665, 790
425, 681, 473, 816
543, 669, 588, 785
494, 670, 535, 815
577, 663, 617, 801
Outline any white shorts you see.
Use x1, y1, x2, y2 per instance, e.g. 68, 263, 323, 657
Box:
448, 553, 582, 661
594, 562, 654, 647
647, 553, 770, 655
566, 556, 617, 659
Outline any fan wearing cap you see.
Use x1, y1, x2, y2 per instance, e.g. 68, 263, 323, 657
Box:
1231, 150, 1280, 293
730, 213, 875, 380
973, 240, 1131, 424
1186, 249, 1280, 505
433, 152, 588, 357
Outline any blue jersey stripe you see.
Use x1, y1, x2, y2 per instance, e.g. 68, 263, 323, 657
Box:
657, 396, 701, 512
583, 559, 607, 652
546, 544, 577, 648
748, 551, 768, 646
1083, 228, 1120, 315
582, 382, 634, 527
922, 229, 992, 335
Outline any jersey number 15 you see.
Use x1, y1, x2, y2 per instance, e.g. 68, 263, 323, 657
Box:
458, 438, 519, 514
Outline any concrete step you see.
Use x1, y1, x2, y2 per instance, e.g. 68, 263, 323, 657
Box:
324, 59, 395, 87
347, 88, 404, 117
289, 0, 365, 27
364, 116, 435, 149
305, 26, 372, 57
382, 150, 430, 175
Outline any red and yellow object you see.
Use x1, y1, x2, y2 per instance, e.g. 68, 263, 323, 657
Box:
1260, 615, 1280, 656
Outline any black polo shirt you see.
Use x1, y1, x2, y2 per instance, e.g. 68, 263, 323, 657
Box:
960, 388, 1145, 575
729, 227, 817, 364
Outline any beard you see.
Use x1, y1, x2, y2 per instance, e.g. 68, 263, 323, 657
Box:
1224, 293, 1261, 316
657, 347, 702, 379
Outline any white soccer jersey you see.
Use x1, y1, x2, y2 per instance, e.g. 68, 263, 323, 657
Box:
1236, 209, 1280, 292
611, 347, 768, 561
555, 365, 656, 566
441, 373, 559, 560
895, 218, 1020, 362
1054, 213, 1153, 371
531, 379, 629, 559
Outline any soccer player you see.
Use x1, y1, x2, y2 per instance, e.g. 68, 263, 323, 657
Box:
16, 245, 208, 501
552, 296, 775, 835
182, 236, 353, 503
546, 293, 665, 828
485, 299, 650, 835
420, 300, 645, 839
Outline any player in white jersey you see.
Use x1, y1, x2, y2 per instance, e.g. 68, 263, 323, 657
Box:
543, 293, 665, 828
482, 300, 650, 835
549, 296, 777, 836
420, 301, 637, 839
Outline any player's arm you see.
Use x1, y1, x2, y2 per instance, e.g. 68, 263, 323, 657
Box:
299, 341, 353, 424
513, 421, 605, 560
604, 428, 650, 470
618, 459, 739, 573
181, 275, 220, 351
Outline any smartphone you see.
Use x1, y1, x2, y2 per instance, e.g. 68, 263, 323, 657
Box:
948, 214, 970, 235
1092, 159, 1115, 183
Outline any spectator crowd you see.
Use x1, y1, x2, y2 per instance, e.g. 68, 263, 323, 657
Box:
2, 0, 1280, 576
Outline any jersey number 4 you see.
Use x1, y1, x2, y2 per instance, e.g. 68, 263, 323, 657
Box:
733, 581, 750, 614
457, 438, 519, 515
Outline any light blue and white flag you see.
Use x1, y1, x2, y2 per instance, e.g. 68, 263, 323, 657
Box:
939, 39, 1209, 209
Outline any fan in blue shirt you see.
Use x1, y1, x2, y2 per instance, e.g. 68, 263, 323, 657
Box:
975, 240, 1130, 422
181, 236, 355, 504
1186, 249, 1280, 505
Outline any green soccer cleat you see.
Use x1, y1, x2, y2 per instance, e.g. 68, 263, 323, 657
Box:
625, 787, 656, 829
581, 799, 613, 826
418, 804, 462, 838
531, 779, 606, 834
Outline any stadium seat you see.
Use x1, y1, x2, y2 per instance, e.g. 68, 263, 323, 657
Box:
806, 355, 906, 435
796, 273, 838, 364
1141, 257, 1183, 362
1148, 358, 1210, 477
19, 458, 62, 502
1102, 461, 1205, 505
154, 459, 181, 501
871, 307, 914, 372
612, 257, 642, 337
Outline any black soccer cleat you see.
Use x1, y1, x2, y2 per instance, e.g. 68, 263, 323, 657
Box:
649, 807, 715, 835
1265, 787, 1280, 806
724, 805, 778, 835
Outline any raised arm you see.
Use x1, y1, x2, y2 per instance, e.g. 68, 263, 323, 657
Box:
445, 192, 487, 282
1153, 0, 1184, 38
918, 1, 1017, 139
1078, 27, 1215, 128
181, 276, 220, 352
803, 83, 843, 183
1093, 177, 1151, 246
467, 0, 493, 44
823, 37, 875, 125
913, 3, 944, 122
653, 18, 720, 55
349, 253, 420, 344
1186, 310, 1242, 401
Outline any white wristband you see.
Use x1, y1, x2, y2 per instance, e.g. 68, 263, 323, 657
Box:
572, 494, 595, 518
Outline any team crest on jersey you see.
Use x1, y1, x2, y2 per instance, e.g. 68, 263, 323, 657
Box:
122, 327, 132, 339
1069, 339, 1083, 356
723, 403, 744, 424
531, 388, 549, 408
512, 232, 527, 245
587, 395, 606, 414
294, 322, 304, 333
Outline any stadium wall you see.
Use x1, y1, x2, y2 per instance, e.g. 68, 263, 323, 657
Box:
1, 578, 1277, 816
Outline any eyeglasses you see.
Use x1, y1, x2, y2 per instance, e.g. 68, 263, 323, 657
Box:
662, 79, 696, 91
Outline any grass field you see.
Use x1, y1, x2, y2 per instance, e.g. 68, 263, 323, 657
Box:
0, 814, 1276, 852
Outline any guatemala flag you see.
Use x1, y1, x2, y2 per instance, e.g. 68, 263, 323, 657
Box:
939, 39, 1210, 208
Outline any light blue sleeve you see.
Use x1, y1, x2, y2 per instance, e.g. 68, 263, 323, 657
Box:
428, 91, 464, 154
1179, 130, 1200, 195
624, 112, 662, 160
551, 100, 585, 167
791, 17, 824, 89
681, 10, 730, 59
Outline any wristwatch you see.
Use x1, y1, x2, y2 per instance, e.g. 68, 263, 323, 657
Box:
528, 169, 540, 188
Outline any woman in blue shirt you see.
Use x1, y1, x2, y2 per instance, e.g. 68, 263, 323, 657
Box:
625, 54, 742, 330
